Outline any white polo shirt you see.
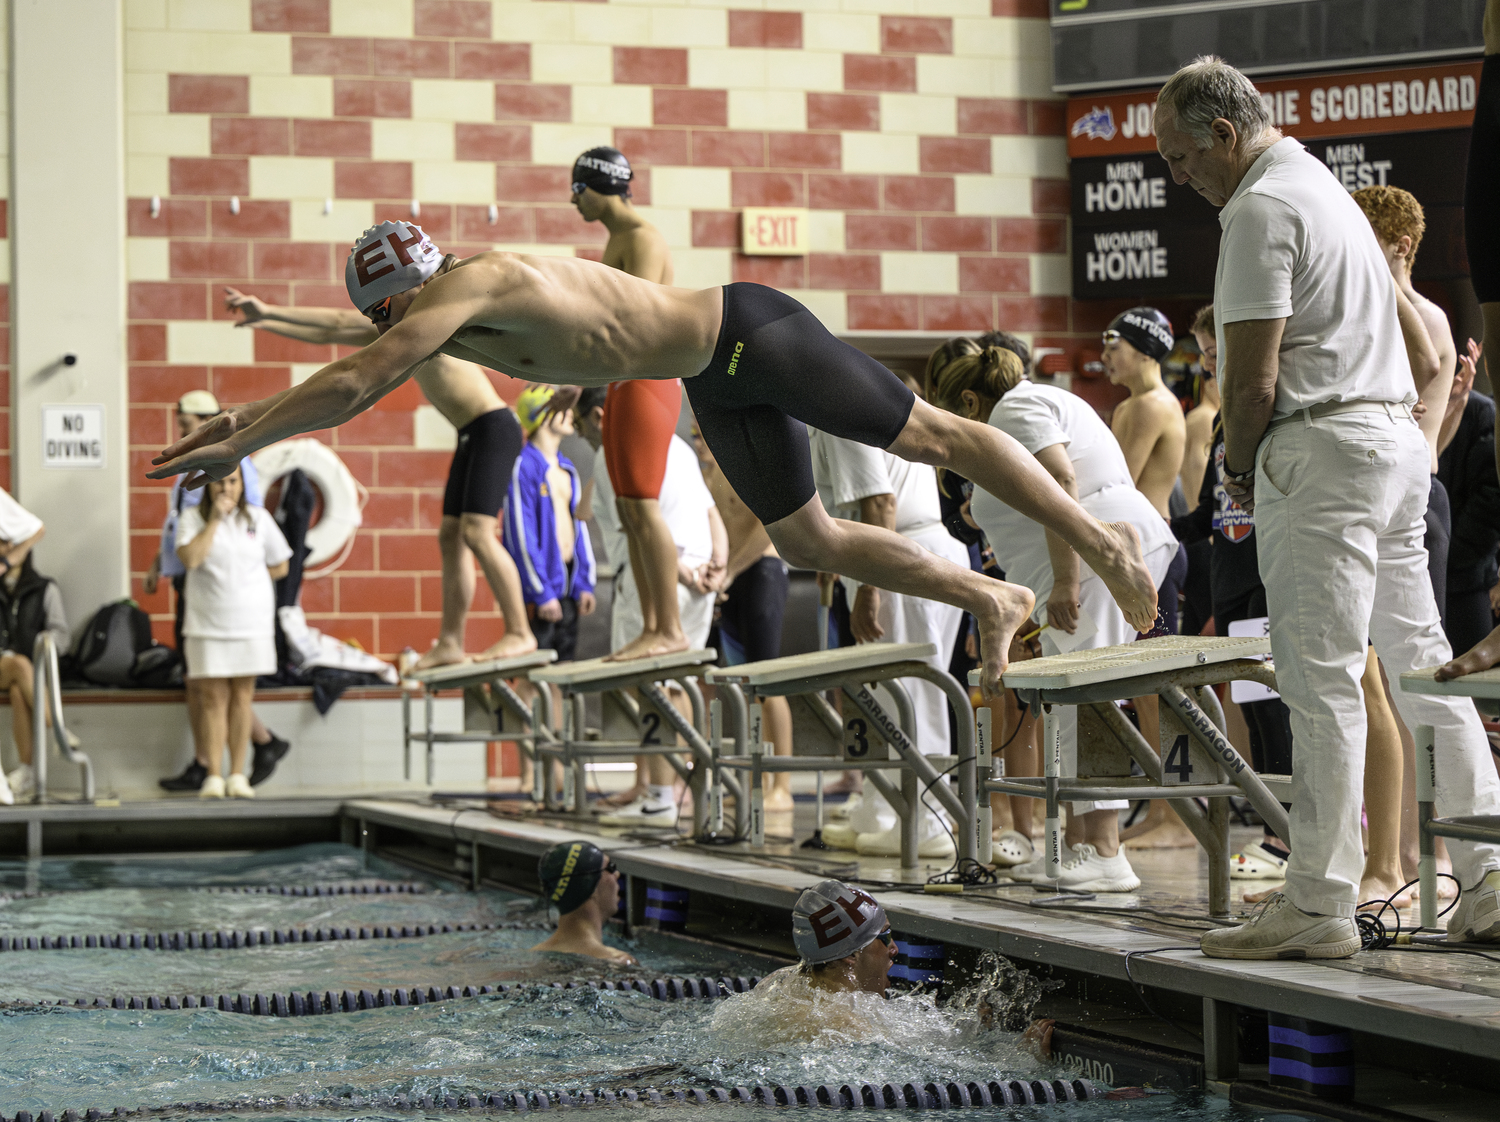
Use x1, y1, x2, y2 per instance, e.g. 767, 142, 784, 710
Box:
808, 429, 943, 536
1215, 137, 1416, 419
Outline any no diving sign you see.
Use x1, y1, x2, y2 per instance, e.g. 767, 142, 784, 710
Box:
43, 405, 105, 469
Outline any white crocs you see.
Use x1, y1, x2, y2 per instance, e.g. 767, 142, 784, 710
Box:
991, 829, 1035, 868
1231, 839, 1289, 881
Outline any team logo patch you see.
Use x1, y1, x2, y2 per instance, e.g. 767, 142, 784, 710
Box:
1071, 106, 1117, 142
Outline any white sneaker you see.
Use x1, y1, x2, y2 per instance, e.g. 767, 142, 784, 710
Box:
821, 822, 860, 850
0, 768, 13, 806
1447, 869, 1500, 943
1050, 843, 1141, 893
7, 764, 34, 800
855, 812, 956, 859
1007, 840, 1078, 882
199, 775, 226, 799
597, 796, 675, 827
1199, 892, 1361, 960
1231, 839, 1289, 880
225, 773, 255, 799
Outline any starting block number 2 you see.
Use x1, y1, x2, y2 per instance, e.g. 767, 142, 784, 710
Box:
1162, 735, 1195, 785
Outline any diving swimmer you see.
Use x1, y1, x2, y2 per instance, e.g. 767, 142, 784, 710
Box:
147, 224, 1159, 695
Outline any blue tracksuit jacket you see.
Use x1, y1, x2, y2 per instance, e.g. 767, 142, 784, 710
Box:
503, 443, 595, 606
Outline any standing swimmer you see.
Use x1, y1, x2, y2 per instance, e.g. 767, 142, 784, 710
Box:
571, 147, 690, 663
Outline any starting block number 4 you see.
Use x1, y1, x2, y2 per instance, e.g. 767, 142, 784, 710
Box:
1162, 735, 1195, 785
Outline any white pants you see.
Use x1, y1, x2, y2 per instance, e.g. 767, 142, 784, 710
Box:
1256, 410, 1500, 917
1040, 540, 1177, 813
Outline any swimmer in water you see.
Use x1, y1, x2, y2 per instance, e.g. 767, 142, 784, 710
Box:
148, 222, 1159, 696
530, 841, 638, 966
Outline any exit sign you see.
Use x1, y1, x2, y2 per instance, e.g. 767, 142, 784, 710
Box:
741, 207, 809, 256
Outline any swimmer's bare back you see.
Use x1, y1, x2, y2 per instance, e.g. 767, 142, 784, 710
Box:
148, 252, 721, 484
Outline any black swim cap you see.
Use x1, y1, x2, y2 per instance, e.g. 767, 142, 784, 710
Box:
572, 147, 633, 197
538, 841, 606, 915
1104, 307, 1175, 362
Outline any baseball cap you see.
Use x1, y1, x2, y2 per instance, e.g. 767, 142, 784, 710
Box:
1103, 307, 1175, 363
537, 841, 607, 915
178, 390, 221, 416
791, 879, 888, 965
345, 220, 444, 315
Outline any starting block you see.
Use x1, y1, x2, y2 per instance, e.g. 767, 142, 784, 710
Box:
401, 650, 559, 786
528, 648, 736, 835
1399, 666, 1500, 930
706, 642, 976, 870
979, 635, 1290, 916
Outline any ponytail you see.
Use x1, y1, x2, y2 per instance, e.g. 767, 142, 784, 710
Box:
926, 344, 1026, 415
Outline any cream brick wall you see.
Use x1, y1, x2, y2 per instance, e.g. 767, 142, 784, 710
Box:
250, 157, 334, 200
842, 132, 918, 175
569, 4, 651, 46
808, 210, 845, 253
128, 30, 289, 75
415, 405, 459, 452
881, 252, 958, 295
786, 289, 847, 333
803, 13, 880, 53
127, 114, 209, 157
992, 135, 1068, 178
650, 167, 731, 210
125, 72, 168, 115
127, 155, 170, 197
572, 84, 654, 128
646, 7, 727, 48
373, 120, 455, 163
532, 43, 613, 85
291, 200, 375, 245
167, 321, 256, 365
688, 49, 767, 90
634, 206, 692, 248
954, 174, 1032, 217
250, 76, 334, 119
1030, 254, 1072, 297
329, 0, 412, 39
126, 237, 171, 281
766, 49, 842, 92
167, 0, 250, 33
671, 246, 733, 288
881, 94, 957, 136
491, 1, 573, 44
729, 89, 806, 132
532, 123, 616, 167
414, 160, 496, 203
412, 81, 497, 124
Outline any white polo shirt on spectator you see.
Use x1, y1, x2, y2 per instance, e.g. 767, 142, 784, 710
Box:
0, 488, 42, 546
1214, 137, 1416, 417
176, 503, 291, 640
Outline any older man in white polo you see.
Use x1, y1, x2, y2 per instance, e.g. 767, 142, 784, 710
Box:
1153, 56, 1500, 957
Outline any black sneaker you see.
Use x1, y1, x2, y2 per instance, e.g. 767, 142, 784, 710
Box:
250, 732, 291, 787
160, 760, 207, 792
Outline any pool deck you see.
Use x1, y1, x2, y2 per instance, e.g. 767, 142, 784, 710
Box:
340, 796, 1500, 1074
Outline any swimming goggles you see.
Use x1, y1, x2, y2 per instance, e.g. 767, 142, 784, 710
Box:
571, 182, 591, 197
1100, 329, 1123, 345
603, 861, 620, 877
875, 929, 894, 948
365, 296, 393, 324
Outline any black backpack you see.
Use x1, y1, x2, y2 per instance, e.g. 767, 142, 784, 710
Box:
70, 599, 178, 688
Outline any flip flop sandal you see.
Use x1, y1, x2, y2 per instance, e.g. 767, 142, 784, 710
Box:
1230, 839, 1289, 880
991, 829, 1034, 867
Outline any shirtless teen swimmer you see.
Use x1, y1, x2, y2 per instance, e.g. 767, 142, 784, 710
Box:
571, 146, 698, 662
149, 221, 1158, 694
222, 280, 537, 670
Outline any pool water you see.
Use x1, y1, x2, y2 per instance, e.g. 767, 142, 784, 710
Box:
0, 845, 1305, 1122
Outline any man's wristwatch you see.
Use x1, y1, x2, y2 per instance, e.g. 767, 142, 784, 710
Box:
1223, 463, 1256, 485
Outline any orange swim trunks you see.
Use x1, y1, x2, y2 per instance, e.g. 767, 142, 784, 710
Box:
601, 378, 681, 500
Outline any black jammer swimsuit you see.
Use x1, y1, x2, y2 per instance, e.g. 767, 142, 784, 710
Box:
685, 283, 916, 526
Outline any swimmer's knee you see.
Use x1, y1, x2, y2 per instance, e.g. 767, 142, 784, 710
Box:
438, 516, 464, 548
458, 513, 498, 550
887, 400, 954, 466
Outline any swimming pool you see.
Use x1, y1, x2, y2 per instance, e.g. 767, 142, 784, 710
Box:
0, 845, 1303, 1122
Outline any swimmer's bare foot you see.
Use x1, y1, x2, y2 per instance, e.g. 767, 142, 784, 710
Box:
765, 788, 794, 814
1242, 883, 1283, 904
477, 632, 540, 661
1077, 520, 1157, 634
1412, 851, 1460, 901
971, 578, 1036, 698
1434, 623, 1500, 680
595, 785, 646, 810
1359, 868, 1415, 911
414, 637, 467, 671
1120, 803, 1199, 848
606, 629, 691, 662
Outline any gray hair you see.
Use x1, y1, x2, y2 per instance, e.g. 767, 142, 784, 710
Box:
1156, 56, 1271, 150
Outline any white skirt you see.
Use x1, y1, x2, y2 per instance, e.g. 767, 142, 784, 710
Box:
185, 635, 277, 680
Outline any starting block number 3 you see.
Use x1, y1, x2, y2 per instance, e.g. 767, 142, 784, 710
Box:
1162, 735, 1195, 785
844, 717, 870, 759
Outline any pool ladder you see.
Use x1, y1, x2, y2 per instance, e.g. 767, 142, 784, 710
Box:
31, 632, 93, 803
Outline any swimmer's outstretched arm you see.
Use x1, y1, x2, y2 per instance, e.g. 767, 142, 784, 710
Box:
149, 278, 484, 484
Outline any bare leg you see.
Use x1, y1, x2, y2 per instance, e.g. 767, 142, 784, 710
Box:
889, 399, 1157, 637
765, 495, 1034, 698
461, 513, 538, 659
1119, 698, 1199, 848
0, 655, 34, 766
227, 677, 255, 777
251, 713, 269, 746
198, 678, 230, 778
609, 497, 689, 660
1361, 651, 1412, 907
417, 516, 474, 670
762, 694, 794, 812
1082, 809, 1120, 858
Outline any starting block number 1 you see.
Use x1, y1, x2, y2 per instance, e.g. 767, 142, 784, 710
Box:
1162, 735, 1195, 785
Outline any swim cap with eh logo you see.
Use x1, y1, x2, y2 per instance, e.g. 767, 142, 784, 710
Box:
345, 220, 444, 314
537, 840, 607, 915
792, 879, 889, 964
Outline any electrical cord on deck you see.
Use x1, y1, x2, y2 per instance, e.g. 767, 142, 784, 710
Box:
1355, 875, 1460, 950
1122, 945, 1204, 1043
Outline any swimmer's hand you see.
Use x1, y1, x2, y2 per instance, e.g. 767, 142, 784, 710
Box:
578, 591, 596, 617
224, 286, 270, 326
1224, 476, 1255, 514
1045, 584, 1080, 634
146, 409, 245, 489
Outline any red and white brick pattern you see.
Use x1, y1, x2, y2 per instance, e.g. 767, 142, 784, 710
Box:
115, 0, 1064, 656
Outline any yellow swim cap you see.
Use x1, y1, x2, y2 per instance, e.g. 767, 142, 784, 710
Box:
516, 385, 557, 435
